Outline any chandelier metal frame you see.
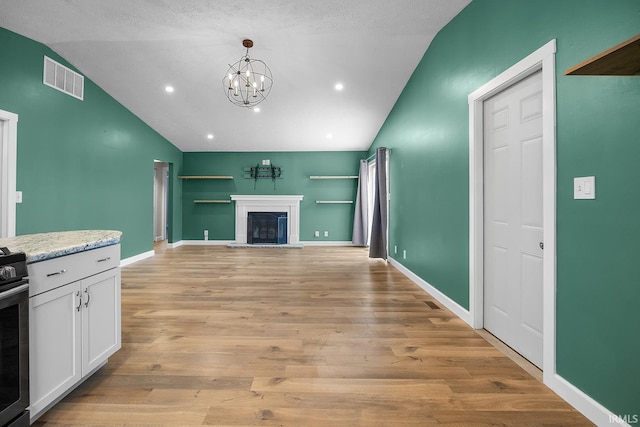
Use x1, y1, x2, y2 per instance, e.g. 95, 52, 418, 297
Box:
223, 39, 273, 108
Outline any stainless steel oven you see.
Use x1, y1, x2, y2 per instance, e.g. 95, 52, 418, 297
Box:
0, 248, 29, 427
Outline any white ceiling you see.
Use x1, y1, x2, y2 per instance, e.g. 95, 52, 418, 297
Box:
0, 0, 470, 152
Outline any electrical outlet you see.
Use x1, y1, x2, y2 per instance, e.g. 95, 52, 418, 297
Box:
314, 231, 319, 237
403, 250, 407, 260
394, 245, 397, 254
324, 231, 329, 237
204, 229, 209, 241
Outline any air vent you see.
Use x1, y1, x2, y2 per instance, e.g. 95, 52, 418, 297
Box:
43, 56, 84, 100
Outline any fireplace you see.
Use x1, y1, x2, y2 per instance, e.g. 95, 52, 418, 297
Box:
230, 195, 303, 246
247, 212, 287, 244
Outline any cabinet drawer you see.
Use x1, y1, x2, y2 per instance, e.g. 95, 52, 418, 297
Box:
28, 244, 120, 297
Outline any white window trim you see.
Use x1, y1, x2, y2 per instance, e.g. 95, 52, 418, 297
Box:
0, 109, 18, 238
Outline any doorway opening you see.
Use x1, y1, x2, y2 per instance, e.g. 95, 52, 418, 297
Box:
153, 161, 169, 243
0, 109, 18, 238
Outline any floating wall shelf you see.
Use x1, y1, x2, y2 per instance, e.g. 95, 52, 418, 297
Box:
315, 200, 354, 204
309, 175, 358, 179
565, 34, 640, 76
178, 175, 234, 180
193, 199, 231, 204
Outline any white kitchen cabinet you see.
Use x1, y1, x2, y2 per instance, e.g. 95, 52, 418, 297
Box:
81, 268, 121, 374
29, 280, 82, 416
29, 244, 121, 421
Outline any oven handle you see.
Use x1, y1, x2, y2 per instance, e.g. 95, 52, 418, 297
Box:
0, 283, 29, 300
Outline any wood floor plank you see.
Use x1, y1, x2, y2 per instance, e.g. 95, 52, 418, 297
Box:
33, 245, 592, 426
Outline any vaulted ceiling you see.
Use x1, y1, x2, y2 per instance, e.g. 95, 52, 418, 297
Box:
0, 0, 470, 152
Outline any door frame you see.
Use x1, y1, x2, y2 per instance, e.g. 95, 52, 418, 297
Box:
468, 40, 556, 378
0, 109, 19, 238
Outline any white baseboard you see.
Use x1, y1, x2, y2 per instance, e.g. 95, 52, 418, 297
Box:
120, 250, 154, 267
547, 373, 633, 427
388, 257, 472, 326
181, 240, 235, 246
167, 240, 183, 248
301, 240, 356, 246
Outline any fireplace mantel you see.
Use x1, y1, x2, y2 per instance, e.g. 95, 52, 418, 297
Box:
230, 195, 303, 245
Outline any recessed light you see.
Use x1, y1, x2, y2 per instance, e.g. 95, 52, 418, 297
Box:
164, 85, 174, 93
253, 107, 261, 113
207, 134, 214, 140
334, 82, 344, 91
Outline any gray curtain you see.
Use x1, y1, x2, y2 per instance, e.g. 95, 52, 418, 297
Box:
352, 159, 369, 246
369, 147, 388, 259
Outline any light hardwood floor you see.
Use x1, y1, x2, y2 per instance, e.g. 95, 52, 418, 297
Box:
33, 245, 592, 426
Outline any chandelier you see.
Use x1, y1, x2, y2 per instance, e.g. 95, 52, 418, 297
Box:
223, 39, 273, 108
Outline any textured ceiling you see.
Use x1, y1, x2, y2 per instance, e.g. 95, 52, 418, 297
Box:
0, 0, 470, 152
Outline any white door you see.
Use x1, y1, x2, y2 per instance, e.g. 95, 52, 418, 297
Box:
483, 71, 544, 368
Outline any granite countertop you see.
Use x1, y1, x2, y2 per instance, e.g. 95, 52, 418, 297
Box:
0, 230, 122, 263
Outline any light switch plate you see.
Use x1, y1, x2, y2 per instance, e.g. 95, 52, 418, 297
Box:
15, 191, 22, 203
574, 176, 595, 199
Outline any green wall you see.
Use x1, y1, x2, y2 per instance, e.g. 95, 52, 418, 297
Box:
370, 0, 639, 418
182, 152, 364, 241
0, 28, 183, 258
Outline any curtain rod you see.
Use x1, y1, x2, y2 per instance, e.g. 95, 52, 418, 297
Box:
365, 147, 390, 162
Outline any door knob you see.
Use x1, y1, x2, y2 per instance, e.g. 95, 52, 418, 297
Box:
539, 242, 544, 250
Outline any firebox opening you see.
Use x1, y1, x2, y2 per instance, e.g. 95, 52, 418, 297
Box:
247, 212, 287, 244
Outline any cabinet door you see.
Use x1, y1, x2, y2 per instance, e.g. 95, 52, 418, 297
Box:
81, 267, 121, 374
29, 281, 82, 416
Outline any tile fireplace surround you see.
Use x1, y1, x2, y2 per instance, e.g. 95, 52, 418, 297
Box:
230, 195, 303, 245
